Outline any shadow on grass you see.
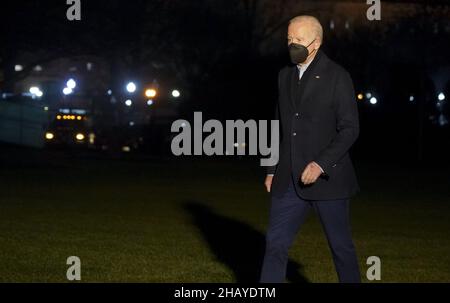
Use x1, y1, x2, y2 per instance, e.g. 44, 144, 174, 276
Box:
183, 201, 309, 283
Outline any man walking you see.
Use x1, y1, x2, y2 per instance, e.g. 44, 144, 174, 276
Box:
260, 15, 361, 283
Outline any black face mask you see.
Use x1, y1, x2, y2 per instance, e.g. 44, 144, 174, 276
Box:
288, 39, 316, 64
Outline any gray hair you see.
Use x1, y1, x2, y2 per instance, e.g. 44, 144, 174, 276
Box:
289, 15, 323, 43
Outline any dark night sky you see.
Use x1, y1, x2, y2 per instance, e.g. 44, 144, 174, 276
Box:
1, 0, 449, 161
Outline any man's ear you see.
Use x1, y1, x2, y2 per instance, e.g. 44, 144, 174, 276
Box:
314, 40, 321, 50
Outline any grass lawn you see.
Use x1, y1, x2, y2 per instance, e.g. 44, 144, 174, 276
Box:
0, 148, 449, 282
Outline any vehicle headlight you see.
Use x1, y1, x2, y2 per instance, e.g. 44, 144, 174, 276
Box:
75, 133, 85, 141
45, 132, 54, 140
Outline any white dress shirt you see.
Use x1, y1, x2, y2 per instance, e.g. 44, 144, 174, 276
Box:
297, 60, 313, 80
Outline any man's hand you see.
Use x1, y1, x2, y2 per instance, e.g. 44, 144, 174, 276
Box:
264, 175, 274, 192
300, 162, 323, 185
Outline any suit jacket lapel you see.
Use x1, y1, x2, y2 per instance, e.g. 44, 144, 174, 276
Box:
289, 66, 298, 110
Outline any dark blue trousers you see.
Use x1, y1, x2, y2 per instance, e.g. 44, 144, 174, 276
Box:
260, 178, 361, 283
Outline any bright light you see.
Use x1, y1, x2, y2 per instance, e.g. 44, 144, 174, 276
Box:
145, 89, 157, 98
57, 115, 62, 120
370, 97, 378, 105
63, 87, 73, 95
365, 92, 372, 99
147, 99, 154, 106
77, 116, 82, 120
438, 92, 445, 101
126, 82, 137, 93
29, 86, 43, 98
107, 89, 112, 95
45, 132, 54, 140
66, 79, 77, 89
125, 99, 133, 106
172, 90, 181, 98
44, 106, 49, 111
122, 146, 131, 152
15, 65, 23, 72
409, 95, 414, 102
75, 133, 85, 141
29, 87, 40, 94
357, 93, 364, 100
88, 133, 95, 144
